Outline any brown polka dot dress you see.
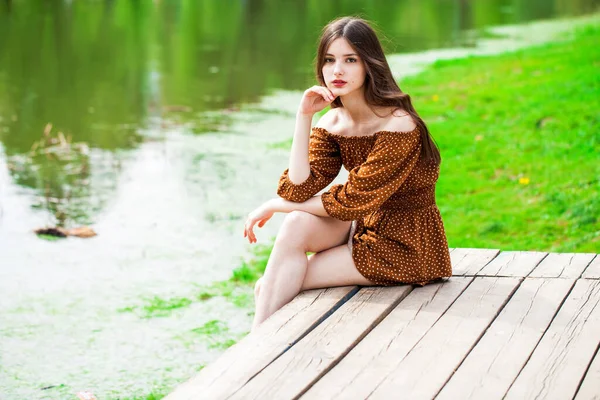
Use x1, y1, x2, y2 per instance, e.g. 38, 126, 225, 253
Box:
277, 126, 452, 287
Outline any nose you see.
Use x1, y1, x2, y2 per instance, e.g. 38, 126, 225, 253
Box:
333, 61, 344, 76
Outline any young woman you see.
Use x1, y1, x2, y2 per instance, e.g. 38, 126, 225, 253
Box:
243, 17, 452, 331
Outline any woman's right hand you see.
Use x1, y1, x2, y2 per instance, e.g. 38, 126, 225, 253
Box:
298, 86, 337, 116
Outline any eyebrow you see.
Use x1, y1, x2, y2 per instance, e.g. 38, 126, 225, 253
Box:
325, 53, 358, 57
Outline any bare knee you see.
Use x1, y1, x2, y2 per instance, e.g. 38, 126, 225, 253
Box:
282, 210, 315, 230
254, 277, 264, 298
276, 211, 316, 248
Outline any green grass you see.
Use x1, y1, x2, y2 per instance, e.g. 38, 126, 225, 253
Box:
119, 243, 274, 319
270, 24, 600, 253
118, 295, 193, 319
35, 233, 65, 241
113, 391, 171, 400
407, 24, 600, 252
174, 319, 247, 351
188, 320, 241, 349
191, 319, 228, 336
196, 242, 273, 305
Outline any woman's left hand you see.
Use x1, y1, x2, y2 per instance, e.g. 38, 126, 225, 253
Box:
244, 201, 275, 244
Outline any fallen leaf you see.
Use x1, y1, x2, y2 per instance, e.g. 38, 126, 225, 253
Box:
66, 226, 97, 238
34, 226, 97, 238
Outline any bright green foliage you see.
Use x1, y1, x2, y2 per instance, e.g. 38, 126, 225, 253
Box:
404, 25, 599, 252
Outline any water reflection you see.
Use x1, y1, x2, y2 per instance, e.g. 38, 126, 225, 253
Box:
6, 123, 123, 227
0, 0, 597, 226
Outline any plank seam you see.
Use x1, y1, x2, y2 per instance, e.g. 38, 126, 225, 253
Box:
284, 286, 361, 351
473, 249, 502, 275
432, 276, 525, 399
364, 276, 477, 399
292, 285, 416, 400
576, 253, 596, 280
537, 281, 597, 397
501, 277, 580, 398
524, 251, 549, 279
226, 286, 360, 399
572, 338, 600, 399
456, 252, 550, 279
453, 248, 500, 277
580, 254, 599, 280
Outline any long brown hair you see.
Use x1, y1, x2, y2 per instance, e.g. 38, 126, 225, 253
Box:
316, 16, 441, 165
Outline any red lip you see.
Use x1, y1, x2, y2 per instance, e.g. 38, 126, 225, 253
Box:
332, 80, 347, 87
332, 80, 347, 84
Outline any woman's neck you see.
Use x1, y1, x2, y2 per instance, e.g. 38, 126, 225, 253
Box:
338, 90, 384, 125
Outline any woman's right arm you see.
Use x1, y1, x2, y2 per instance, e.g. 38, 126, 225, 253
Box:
287, 111, 313, 184
276, 86, 341, 203
288, 86, 336, 184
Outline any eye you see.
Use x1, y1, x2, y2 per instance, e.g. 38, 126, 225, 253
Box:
346, 58, 357, 63
324, 57, 334, 63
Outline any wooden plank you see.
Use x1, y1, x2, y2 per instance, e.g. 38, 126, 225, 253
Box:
575, 345, 600, 400
436, 277, 575, 400
229, 285, 413, 400
451, 248, 500, 276
582, 254, 600, 279
301, 277, 473, 400
529, 252, 597, 279
164, 286, 357, 400
505, 279, 600, 400
477, 251, 547, 277
367, 276, 521, 400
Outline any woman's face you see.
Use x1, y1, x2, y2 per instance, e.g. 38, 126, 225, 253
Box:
322, 37, 366, 97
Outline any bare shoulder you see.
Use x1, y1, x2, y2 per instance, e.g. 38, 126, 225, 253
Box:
384, 108, 418, 133
314, 108, 341, 132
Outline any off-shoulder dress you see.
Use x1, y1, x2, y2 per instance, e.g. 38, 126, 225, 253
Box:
277, 126, 452, 286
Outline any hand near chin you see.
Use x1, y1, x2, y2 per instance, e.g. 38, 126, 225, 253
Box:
298, 85, 337, 115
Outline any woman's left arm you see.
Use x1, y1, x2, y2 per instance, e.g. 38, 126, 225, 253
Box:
245, 129, 422, 243
272, 196, 328, 216
243, 196, 326, 243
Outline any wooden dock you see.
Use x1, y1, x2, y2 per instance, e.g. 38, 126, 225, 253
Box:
165, 248, 600, 400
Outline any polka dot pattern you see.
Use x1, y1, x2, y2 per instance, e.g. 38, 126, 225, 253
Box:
277, 126, 452, 287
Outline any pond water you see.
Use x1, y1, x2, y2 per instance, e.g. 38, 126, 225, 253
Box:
0, 1, 598, 398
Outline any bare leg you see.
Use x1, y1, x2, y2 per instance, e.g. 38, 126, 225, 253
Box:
302, 244, 374, 290
251, 211, 351, 331
254, 277, 263, 305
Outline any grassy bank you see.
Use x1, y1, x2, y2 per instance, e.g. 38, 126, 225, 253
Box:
405, 24, 599, 253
